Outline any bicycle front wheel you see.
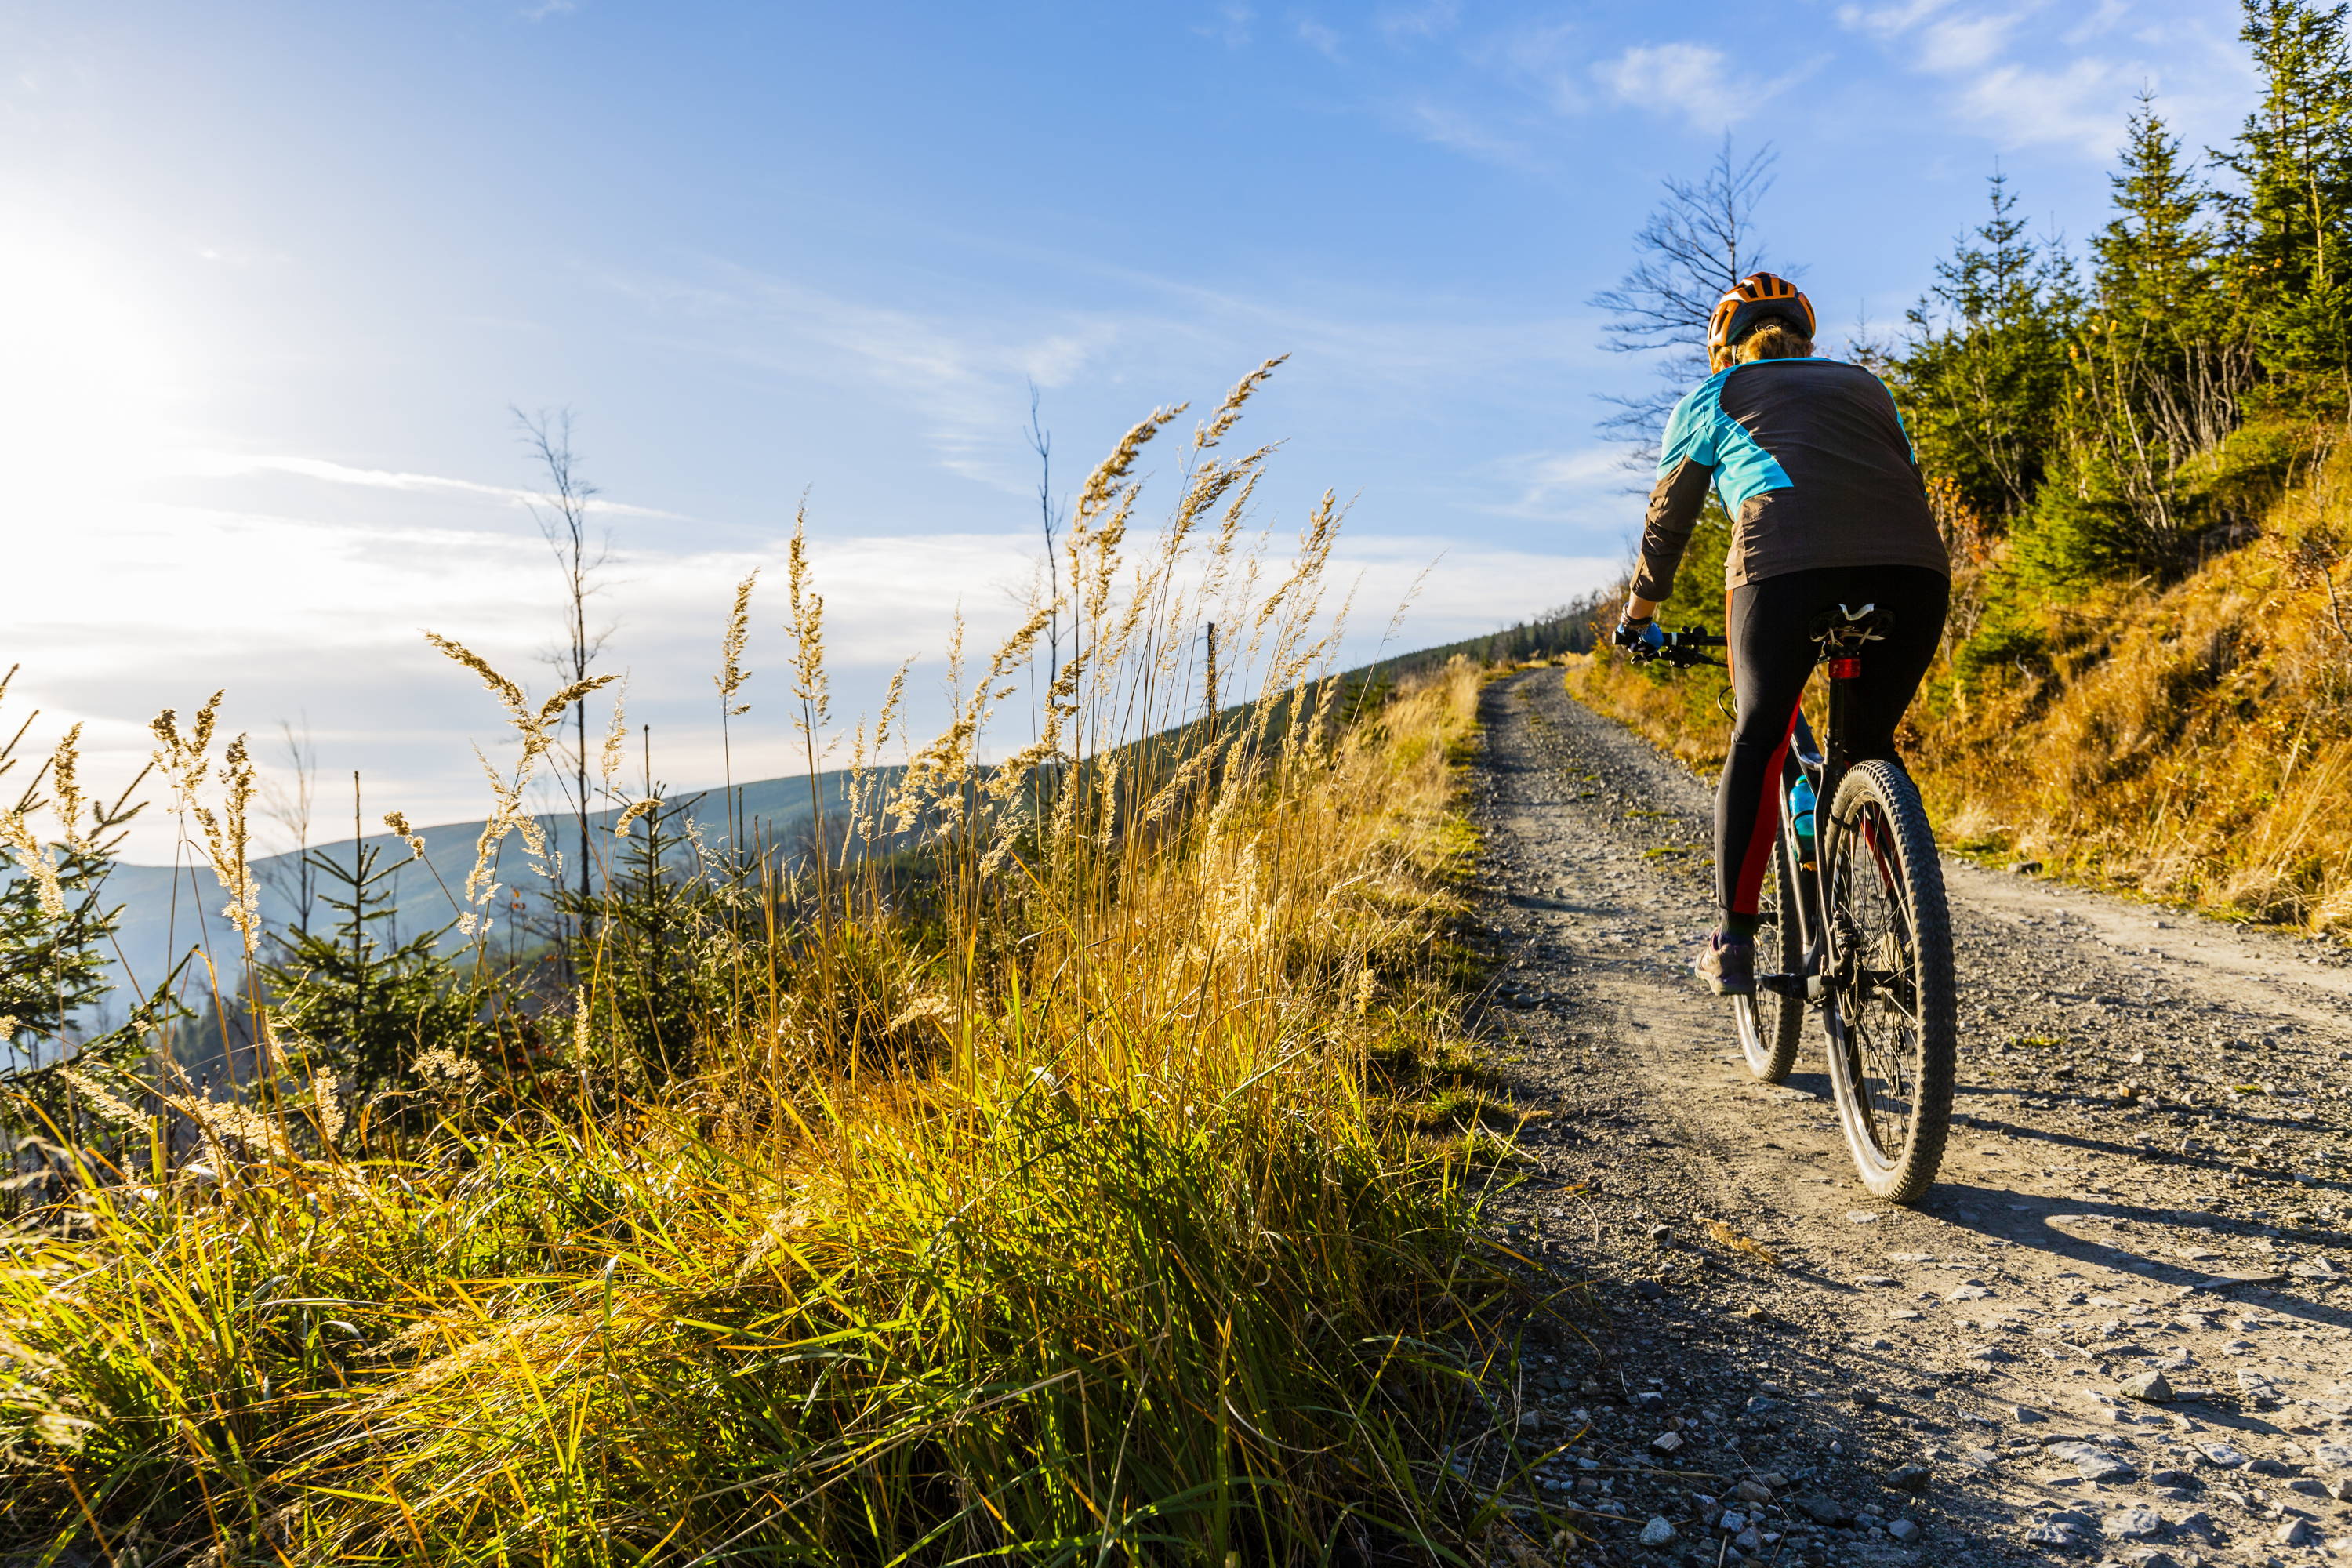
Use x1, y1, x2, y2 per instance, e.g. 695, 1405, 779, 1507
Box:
1732, 829, 1804, 1083
1820, 760, 1956, 1202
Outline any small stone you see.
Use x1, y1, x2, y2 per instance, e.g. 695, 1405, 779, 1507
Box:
2074, 1448, 2136, 1483
2106, 1505, 2165, 1540
2023, 1522, 2082, 1550
1758, 1471, 1790, 1490
2275, 1518, 2317, 1547
2008, 859, 2042, 874
2193, 1440, 2248, 1468
1635, 1279, 1665, 1300
1886, 1465, 1930, 1493
1639, 1516, 1677, 1547
1651, 1430, 1684, 1454
1633, 1389, 1665, 1407
1719, 1509, 1746, 1533
1733, 1527, 1762, 1552
1646, 1222, 1671, 1240
1962, 1447, 2002, 1471
2330, 1475, 2352, 1503
1963, 1343, 2014, 1363
2146, 1468, 2195, 1489
2288, 1476, 2328, 1497
2119, 1370, 2174, 1403
1857, 1274, 1900, 1286
2310, 1440, 2352, 1471
1737, 1479, 1771, 1501
1886, 1519, 1921, 1544
1948, 1283, 1994, 1300
1798, 1494, 1846, 1525
2174, 1512, 2220, 1544
2011, 1404, 2047, 1424
1846, 1209, 1880, 1223
2124, 1554, 2182, 1568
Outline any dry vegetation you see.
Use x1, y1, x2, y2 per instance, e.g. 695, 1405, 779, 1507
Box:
0, 373, 1546, 1564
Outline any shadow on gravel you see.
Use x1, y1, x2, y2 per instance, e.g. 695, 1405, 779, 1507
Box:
1914, 1189, 2352, 1338
1958, 1099, 2352, 1183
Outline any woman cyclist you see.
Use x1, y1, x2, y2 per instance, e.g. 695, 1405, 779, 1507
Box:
1613, 274, 1950, 996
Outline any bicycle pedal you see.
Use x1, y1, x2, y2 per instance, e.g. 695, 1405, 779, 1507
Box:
1755, 972, 1804, 997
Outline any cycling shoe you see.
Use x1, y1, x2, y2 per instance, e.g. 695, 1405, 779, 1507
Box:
1695, 933, 1755, 996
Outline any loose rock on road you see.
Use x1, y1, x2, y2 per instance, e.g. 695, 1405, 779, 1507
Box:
1473, 666, 2352, 1568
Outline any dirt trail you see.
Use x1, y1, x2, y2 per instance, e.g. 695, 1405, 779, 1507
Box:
1473, 667, 2352, 1568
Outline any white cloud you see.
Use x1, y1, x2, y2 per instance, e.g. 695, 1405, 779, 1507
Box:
1294, 17, 1342, 60
2063, 0, 2130, 45
1835, 0, 2148, 155
1375, 2, 1459, 42
1835, 0, 1955, 43
187, 453, 684, 519
1398, 100, 1534, 165
1197, 3, 1254, 49
1484, 446, 1640, 521
597, 263, 1123, 495
1593, 42, 1750, 130
1957, 57, 2136, 154
1915, 11, 2031, 74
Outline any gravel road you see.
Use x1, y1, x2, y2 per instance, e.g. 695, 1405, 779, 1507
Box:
1472, 666, 2352, 1568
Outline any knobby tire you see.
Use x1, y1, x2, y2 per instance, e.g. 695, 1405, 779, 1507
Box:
1733, 831, 1804, 1083
1822, 760, 1956, 1203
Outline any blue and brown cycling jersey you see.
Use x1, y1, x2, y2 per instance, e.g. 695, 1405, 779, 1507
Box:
1631, 357, 1949, 603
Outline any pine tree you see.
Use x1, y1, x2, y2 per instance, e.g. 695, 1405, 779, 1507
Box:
1892, 169, 2082, 526
2216, 0, 2352, 408
2098, 93, 2220, 328
2019, 93, 2258, 584
560, 791, 732, 1087
257, 832, 488, 1091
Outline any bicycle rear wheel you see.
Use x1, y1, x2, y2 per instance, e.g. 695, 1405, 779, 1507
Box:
1820, 760, 1955, 1202
1733, 830, 1804, 1083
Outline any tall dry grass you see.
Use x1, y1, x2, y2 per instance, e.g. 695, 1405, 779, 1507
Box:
0, 376, 1542, 1565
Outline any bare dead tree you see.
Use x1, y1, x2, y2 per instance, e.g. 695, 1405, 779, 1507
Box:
1589, 136, 1785, 458
1026, 381, 1066, 675
257, 717, 318, 938
514, 407, 612, 924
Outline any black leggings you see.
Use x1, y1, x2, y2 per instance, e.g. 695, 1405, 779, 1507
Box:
1718, 565, 1949, 916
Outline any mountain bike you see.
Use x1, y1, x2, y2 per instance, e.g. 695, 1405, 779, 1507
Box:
1631, 608, 1955, 1201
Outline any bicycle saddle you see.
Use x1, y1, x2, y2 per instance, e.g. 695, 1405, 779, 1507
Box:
1810, 603, 1890, 648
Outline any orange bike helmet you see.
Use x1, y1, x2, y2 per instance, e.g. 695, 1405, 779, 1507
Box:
1707, 273, 1816, 358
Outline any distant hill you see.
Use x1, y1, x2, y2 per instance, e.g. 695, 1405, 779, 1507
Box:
90, 764, 888, 1020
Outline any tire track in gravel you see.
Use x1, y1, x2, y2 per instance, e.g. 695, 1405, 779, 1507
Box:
1471, 666, 2352, 1568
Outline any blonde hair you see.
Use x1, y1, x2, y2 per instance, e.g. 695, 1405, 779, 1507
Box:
1711, 319, 1815, 372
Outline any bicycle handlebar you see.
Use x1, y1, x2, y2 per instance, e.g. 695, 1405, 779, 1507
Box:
1626, 626, 1728, 670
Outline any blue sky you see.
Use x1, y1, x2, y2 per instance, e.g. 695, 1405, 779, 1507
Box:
2, 1, 2252, 855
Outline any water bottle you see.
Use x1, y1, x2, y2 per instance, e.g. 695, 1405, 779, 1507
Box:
1789, 775, 1817, 860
